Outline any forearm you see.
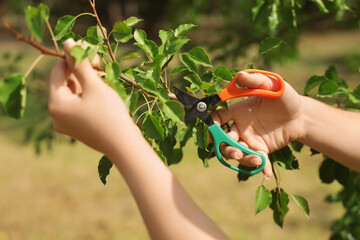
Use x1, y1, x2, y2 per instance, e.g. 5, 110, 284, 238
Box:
299, 96, 360, 171
105, 122, 228, 240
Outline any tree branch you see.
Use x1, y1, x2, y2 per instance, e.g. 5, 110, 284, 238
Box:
88, 0, 116, 62
4, 21, 64, 58
3, 20, 177, 101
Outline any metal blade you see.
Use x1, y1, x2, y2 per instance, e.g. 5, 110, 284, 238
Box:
173, 86, 199, 109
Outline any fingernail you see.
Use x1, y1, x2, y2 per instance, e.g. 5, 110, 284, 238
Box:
64, 38, 75, 46
264, 175, 271, 180
230, 152, 238, 159
250, 157, 261, 166
239, 71, 249, 74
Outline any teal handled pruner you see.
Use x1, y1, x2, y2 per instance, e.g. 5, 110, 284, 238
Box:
173, 69, 285, 175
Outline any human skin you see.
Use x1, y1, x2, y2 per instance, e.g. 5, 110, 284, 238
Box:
48, 38, 360, 239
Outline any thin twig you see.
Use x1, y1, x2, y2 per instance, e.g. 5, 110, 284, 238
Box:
88, 0, 116, 62
270, 155, 281, 195
4, 21, 64, 58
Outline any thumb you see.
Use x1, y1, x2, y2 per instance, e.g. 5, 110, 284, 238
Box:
236, 71, 279, 91
63, 38, 99, 89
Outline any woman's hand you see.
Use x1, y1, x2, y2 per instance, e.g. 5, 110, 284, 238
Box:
211, 72, 305, 178
48, 38, 135, 155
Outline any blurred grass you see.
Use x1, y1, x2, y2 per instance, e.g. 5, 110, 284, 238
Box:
0, 28, 359, 239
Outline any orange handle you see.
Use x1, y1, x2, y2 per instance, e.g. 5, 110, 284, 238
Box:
217, 69, 285, 101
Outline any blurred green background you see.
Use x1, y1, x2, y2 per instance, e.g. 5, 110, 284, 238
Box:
0, 0, 360, 239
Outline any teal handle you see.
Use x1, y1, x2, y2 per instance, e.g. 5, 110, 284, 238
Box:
208, 124, 266, 175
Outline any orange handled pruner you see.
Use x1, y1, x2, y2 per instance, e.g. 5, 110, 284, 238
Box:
173, 69, 285, 174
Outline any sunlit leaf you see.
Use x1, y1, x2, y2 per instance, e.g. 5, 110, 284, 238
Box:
87, 26, 106, 44
255, 185, 272, 214
124, 16, 142, 27
268, 1, 280, 35
164, 36, 189, 56
259, 37, 284, 55
188, 47, 212, 67
113, 22, 132, 43
98, 155, 113, 185
134, 29, 158, 59
174, 24, 196, 36
292, 194, 310, 218
105, 62, 121, 84
311, 0, 329, 13
252, 0, 266, 21
25, 4, 50, 41
180, 54, 198, 74
162, 100, 185, 123
54, 15, 76, 40
215, 66, 232, 81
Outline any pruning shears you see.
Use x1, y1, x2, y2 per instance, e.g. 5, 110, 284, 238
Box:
173, 69, 285, 175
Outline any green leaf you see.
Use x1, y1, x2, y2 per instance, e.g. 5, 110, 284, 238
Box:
70, 45, 97, 65
139, 79, 157, 95
87, 26, 105, 44
192, 123, 209, 149
162, 100, 185, 123
215, 66, 233, 81
290, 141, 304, 152
124, 16, 142, 27
159, 135, 176, 159
169, 148, 183, 165
252, 0, 266, 21
54, 15, 76, 41
174, 24, 196, 36
197, 145, 215, 167
255, 185, 272, 214
319, 158, 336, 184
188, 47, 212, 67
179, 127, 193, 148
142, 112, 164, 140
134, 29, 159, 59
311, 0, 329, 13
164, 36, 189, 56
122, 52, 141, 61
105, 62, 121, 84
184, 74, 201, 86
126, 92, 139, 114
270, 188, 289, 228
179, 54, 198, 74
113, 82, 127, 101
271, 146, 299, 170
325, 65, 338, 83
25, 4, 50, 41
318, 81, 338, 97
268, 1, 280, 35
292, 194, 310, 218
159, 29, 174, 45
98, 155, 113, 185
171, 65, 188, 76
304, 75, 327, 94
259, 37, 284, 55
0, 74, 26, 119
113, 22, 132, 43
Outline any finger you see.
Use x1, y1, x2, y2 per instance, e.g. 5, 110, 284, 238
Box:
236, 71, 279, 91
49, 58, 68, 89
211, 107, 232, 127
220, 124, 243, 160
63, 38, 99, 89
